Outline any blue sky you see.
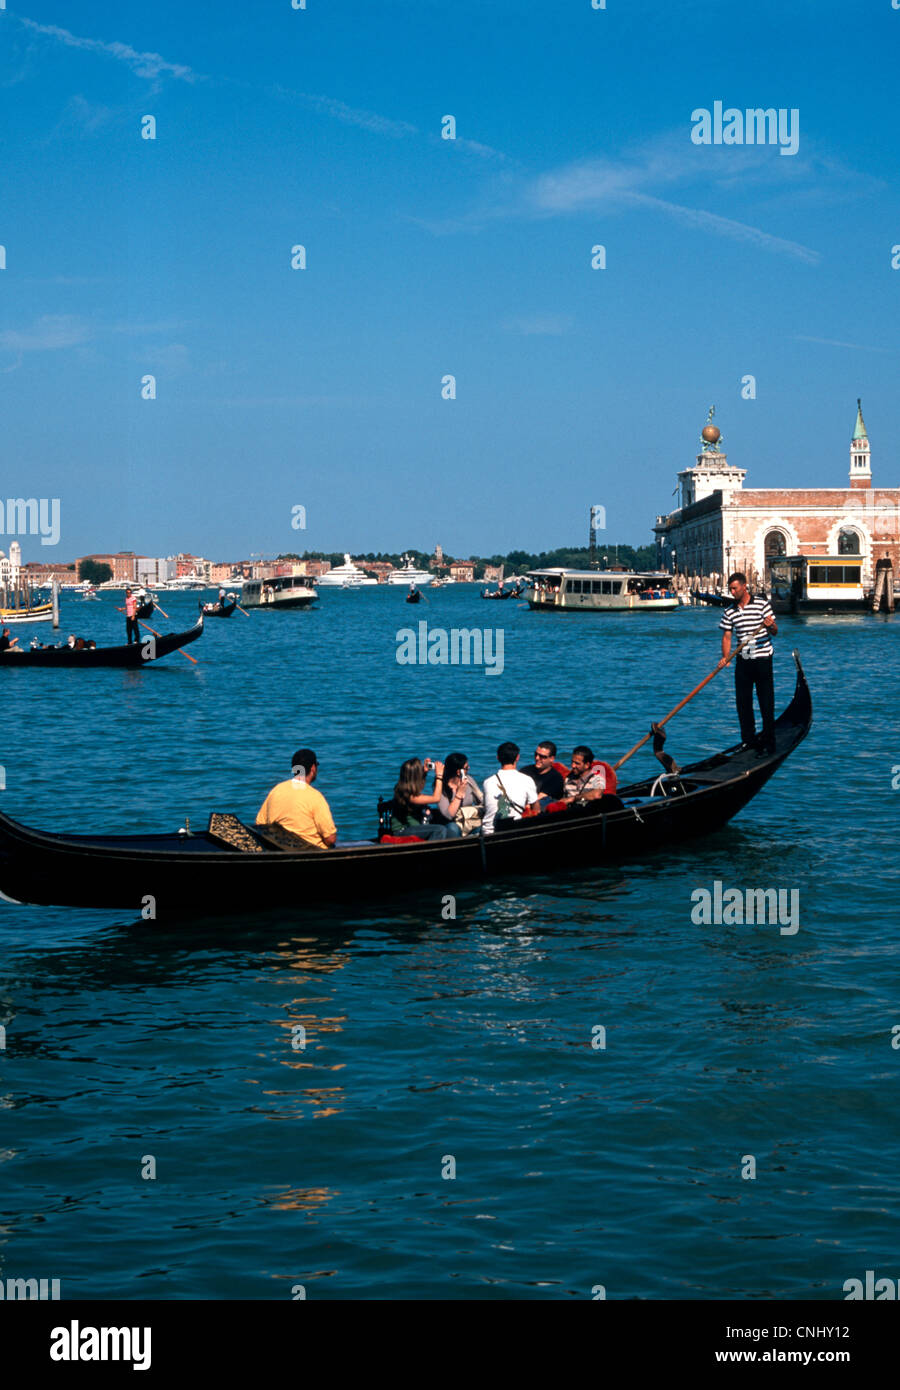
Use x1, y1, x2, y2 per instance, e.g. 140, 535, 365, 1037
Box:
2, 0, 899, 563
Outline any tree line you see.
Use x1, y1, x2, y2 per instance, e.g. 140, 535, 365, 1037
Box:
277, 543, 658, 579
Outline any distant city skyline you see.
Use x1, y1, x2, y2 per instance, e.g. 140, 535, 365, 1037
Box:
3, 2, 898, 560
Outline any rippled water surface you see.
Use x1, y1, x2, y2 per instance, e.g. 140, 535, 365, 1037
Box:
1, 588, 898, 1299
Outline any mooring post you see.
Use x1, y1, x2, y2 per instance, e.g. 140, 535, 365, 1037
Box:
52, 581, 60, 629
873, 556, 891, 614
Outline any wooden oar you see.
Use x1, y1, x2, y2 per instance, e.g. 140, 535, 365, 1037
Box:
138, 618, 198, 664
153, 602, 171, 620
236, 603, 250, 617
613, 621, 769, 772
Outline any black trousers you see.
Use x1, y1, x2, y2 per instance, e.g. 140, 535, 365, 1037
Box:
126, 616, 141, 645
735, 656, 775, 748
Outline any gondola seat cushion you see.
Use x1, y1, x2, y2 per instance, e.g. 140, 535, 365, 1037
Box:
207, 813, 266, 852
380, 834, 427, 845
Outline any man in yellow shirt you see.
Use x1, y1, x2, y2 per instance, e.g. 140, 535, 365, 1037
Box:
256, 748, 337, 849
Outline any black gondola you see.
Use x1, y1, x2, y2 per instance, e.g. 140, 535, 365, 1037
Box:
0, 654, 811, 914
0, 617, 204, 669
200, 598, 238, 618
405, 590, 423, 604
136, 599, 156, 619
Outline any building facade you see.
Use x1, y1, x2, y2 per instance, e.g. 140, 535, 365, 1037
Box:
654, 404, 900, 589
0, 541, 22, 589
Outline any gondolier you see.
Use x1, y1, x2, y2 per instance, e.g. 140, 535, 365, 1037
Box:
124, 587, 140, 645
717, 571, 778, 754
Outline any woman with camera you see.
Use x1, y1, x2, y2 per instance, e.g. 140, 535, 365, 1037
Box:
389, 757, 463, 840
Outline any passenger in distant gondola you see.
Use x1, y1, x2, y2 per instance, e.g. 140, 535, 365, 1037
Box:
256, 748, 337, 849
389, 758, 461, 839
0, 627, 19, 652
124, 587, 140, 645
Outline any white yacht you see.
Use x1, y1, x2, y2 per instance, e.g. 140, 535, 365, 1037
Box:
387, 555, 435, 586
167, 574, 208, 591
316, 555, 378, 588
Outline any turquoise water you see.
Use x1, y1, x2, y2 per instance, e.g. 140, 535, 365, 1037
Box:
1, 587, 898, 1299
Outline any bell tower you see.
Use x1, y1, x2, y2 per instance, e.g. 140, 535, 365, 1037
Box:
849, 399, 871, 489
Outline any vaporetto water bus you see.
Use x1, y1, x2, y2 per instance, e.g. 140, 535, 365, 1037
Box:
240, 576, 317, 610
768, 554, 867, 614
524, 569, 680, 612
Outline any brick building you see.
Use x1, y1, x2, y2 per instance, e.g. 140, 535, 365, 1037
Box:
76, 551, 139, 582
654, 403, 900, 589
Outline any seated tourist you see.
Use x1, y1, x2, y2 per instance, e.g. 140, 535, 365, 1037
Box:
483, 742, 540, 834
520, 740, 566, 803
563, 745, 608, 802
388, 758, 461, 840
0, 627, 19, 652
86, 639, 97, 649
256, 747, 337, 849
437, 753, 484, 829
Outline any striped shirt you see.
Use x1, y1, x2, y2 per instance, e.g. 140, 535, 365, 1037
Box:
719, 595, 775, 659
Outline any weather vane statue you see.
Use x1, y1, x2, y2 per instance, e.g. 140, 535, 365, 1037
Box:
700, 405, 723, 453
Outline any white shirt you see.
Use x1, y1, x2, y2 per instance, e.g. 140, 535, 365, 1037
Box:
483, 768, 539, 834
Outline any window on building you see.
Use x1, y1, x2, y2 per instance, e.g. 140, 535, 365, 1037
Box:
764, 531, 787, 559
838, 529, 860, 555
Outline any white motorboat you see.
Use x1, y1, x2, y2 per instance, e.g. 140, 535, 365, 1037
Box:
387, 555, 435, 586
317, 555, 378, 588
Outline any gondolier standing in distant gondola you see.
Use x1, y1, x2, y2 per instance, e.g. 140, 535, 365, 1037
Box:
716, 571, 778, 755
124, 587, 141, 645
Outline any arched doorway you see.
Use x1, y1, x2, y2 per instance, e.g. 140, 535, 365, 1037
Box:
838, 528, 861, 555
763, 530, 788, 587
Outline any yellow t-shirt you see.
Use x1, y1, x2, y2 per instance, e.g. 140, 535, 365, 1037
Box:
256, 778, 337, 849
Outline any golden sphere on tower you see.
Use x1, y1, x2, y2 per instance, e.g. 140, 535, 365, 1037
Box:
701, 425, 721, 444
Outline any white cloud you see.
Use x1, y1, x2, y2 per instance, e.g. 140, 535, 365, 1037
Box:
523, 145, 821, 263
272, 86, 417, 137
18, 18, 197, 83
0, 314, 93, 353
793, 335, 894, 354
